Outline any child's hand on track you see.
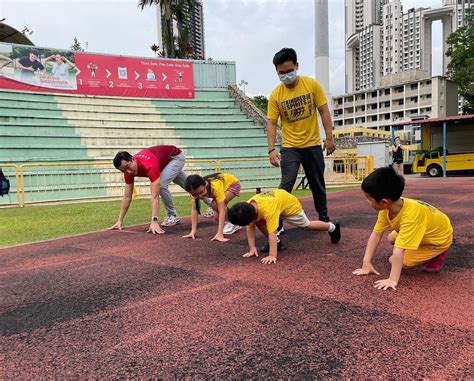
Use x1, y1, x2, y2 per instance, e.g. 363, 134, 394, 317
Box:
374, 278, 397, 290
261, 255, 277, 264
243, 248, 258, 258
182, 232, 196, 239
211, 233, 229, 242
352, 263, 380, 276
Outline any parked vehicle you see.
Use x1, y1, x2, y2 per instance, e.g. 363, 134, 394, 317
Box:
412, 147, 474, 177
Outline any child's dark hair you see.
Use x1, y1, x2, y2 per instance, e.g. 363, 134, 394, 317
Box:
184, 173, 222, 214
361, 167, 405, 202
113, 151, 133, 169
227, 202, 257, 226
273, 48, 297, 67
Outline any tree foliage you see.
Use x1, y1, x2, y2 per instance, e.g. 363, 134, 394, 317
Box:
251, 95, 268, 114
446, 8, 474, 114
70, 37, 84, 52
138, 0, 198, 59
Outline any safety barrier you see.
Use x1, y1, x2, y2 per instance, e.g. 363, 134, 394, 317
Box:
0, 164, 21, 207
7, 156, 373, 207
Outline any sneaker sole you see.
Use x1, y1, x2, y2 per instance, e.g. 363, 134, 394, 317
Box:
162, 221, 181, 227
421, 265, 443, 273
223, 227, 242, 235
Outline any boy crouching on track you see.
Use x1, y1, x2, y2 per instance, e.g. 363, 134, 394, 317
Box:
353, 167, 453, 290
227, 189, 340, 264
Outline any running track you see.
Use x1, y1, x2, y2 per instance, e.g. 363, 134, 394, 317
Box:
1, 177, 473, 378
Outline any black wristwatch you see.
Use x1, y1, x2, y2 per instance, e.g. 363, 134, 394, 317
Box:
152, 216, 159, 222
268, 148, 276, 155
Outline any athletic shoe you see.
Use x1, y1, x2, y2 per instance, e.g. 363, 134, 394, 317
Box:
319, 214, 330, 223
276, 226, 285, 236
260, 238, 284, 253
422, 251, 447, 272
328, 221, 341, 244
161, 215, 181, 227
223, 222, 242, 235
203, 206, 215, 218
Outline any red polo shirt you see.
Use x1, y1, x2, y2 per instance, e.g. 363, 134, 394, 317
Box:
124, 145, 182, 184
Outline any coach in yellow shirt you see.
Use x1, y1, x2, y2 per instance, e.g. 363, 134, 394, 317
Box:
267, 47, 336, 225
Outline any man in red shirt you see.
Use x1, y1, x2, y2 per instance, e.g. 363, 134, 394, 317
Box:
109, 145, 187, 234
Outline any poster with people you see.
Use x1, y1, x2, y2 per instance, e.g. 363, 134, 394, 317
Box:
0, 42, 195, 99
0, 44, 78, 90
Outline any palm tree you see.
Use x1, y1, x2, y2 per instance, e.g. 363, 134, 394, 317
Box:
138, 0, 197, 59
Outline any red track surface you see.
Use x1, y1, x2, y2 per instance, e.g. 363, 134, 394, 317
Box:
1, 177, 473, 378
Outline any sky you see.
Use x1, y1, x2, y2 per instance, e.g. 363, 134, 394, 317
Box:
0, 0, 444, 97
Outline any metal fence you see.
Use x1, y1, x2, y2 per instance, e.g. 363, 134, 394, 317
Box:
0, 156, 373, 207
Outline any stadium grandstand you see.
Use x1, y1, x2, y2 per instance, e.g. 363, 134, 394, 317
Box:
0, 38, 372, 207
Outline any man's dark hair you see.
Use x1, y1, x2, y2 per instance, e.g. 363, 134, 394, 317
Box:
273, 48, 297, 67
113, 151, 133, 169
30, 50, 39, 57
227, 202, 257, 226
361, 167, 405, 202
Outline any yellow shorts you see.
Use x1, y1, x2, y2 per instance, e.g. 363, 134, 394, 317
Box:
388, 230, 453, 268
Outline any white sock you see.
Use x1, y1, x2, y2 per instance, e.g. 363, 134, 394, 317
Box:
328, 222, 336, 233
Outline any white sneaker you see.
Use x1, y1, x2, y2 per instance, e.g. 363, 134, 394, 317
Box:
223, 222, 242, 235
161, 215, 180, 226
276, 226, 285, 236
203, 206, 215, 218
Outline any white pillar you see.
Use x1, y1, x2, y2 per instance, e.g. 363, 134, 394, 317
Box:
423, 18, 433, 76
442, 15, 453, 75
315, 0, 331, 140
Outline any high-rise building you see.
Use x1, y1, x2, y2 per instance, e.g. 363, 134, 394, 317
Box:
156, 0, 205, 59
184, 0, 205, 59
344, 0, 473, 94
345, 0, 389, 93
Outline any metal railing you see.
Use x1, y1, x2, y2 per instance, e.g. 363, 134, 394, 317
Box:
2, 156, 373, 207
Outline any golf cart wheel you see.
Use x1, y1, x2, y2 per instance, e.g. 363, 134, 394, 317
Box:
427, 164, 442, 177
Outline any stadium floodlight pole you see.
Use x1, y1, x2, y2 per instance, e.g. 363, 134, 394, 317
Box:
238, 80, 248, 94
315, 0, 331, 139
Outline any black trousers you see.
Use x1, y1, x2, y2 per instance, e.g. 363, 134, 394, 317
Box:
279, 145, 328, 217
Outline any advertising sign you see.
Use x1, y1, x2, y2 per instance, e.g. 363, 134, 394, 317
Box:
0, 43, 195, 99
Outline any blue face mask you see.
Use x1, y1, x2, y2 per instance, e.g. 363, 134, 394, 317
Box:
278, 70, 297, 85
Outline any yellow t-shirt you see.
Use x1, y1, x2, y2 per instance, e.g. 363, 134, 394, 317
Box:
210, 173, 239, 203
267, 76, 327, 148
373, 198, 453, 250
248, 189, 302, 234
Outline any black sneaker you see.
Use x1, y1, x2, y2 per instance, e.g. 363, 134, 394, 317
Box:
319, 214, 330, 222
328, 221, 341, 244
260, 239, 284, 253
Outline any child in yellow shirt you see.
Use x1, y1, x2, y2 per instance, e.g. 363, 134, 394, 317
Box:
183, 173, 242, 242
353, 167, 453, 290
227, 189, 340, 264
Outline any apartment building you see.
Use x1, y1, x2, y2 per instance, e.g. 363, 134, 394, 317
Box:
333, 74, 459, 134
345, 0, 473, 93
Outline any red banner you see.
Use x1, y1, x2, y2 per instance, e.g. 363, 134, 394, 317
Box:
0, 43, 195, 99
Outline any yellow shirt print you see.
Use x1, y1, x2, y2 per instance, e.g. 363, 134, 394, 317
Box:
267, 76, 327, 148
248, 189, 302, 233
